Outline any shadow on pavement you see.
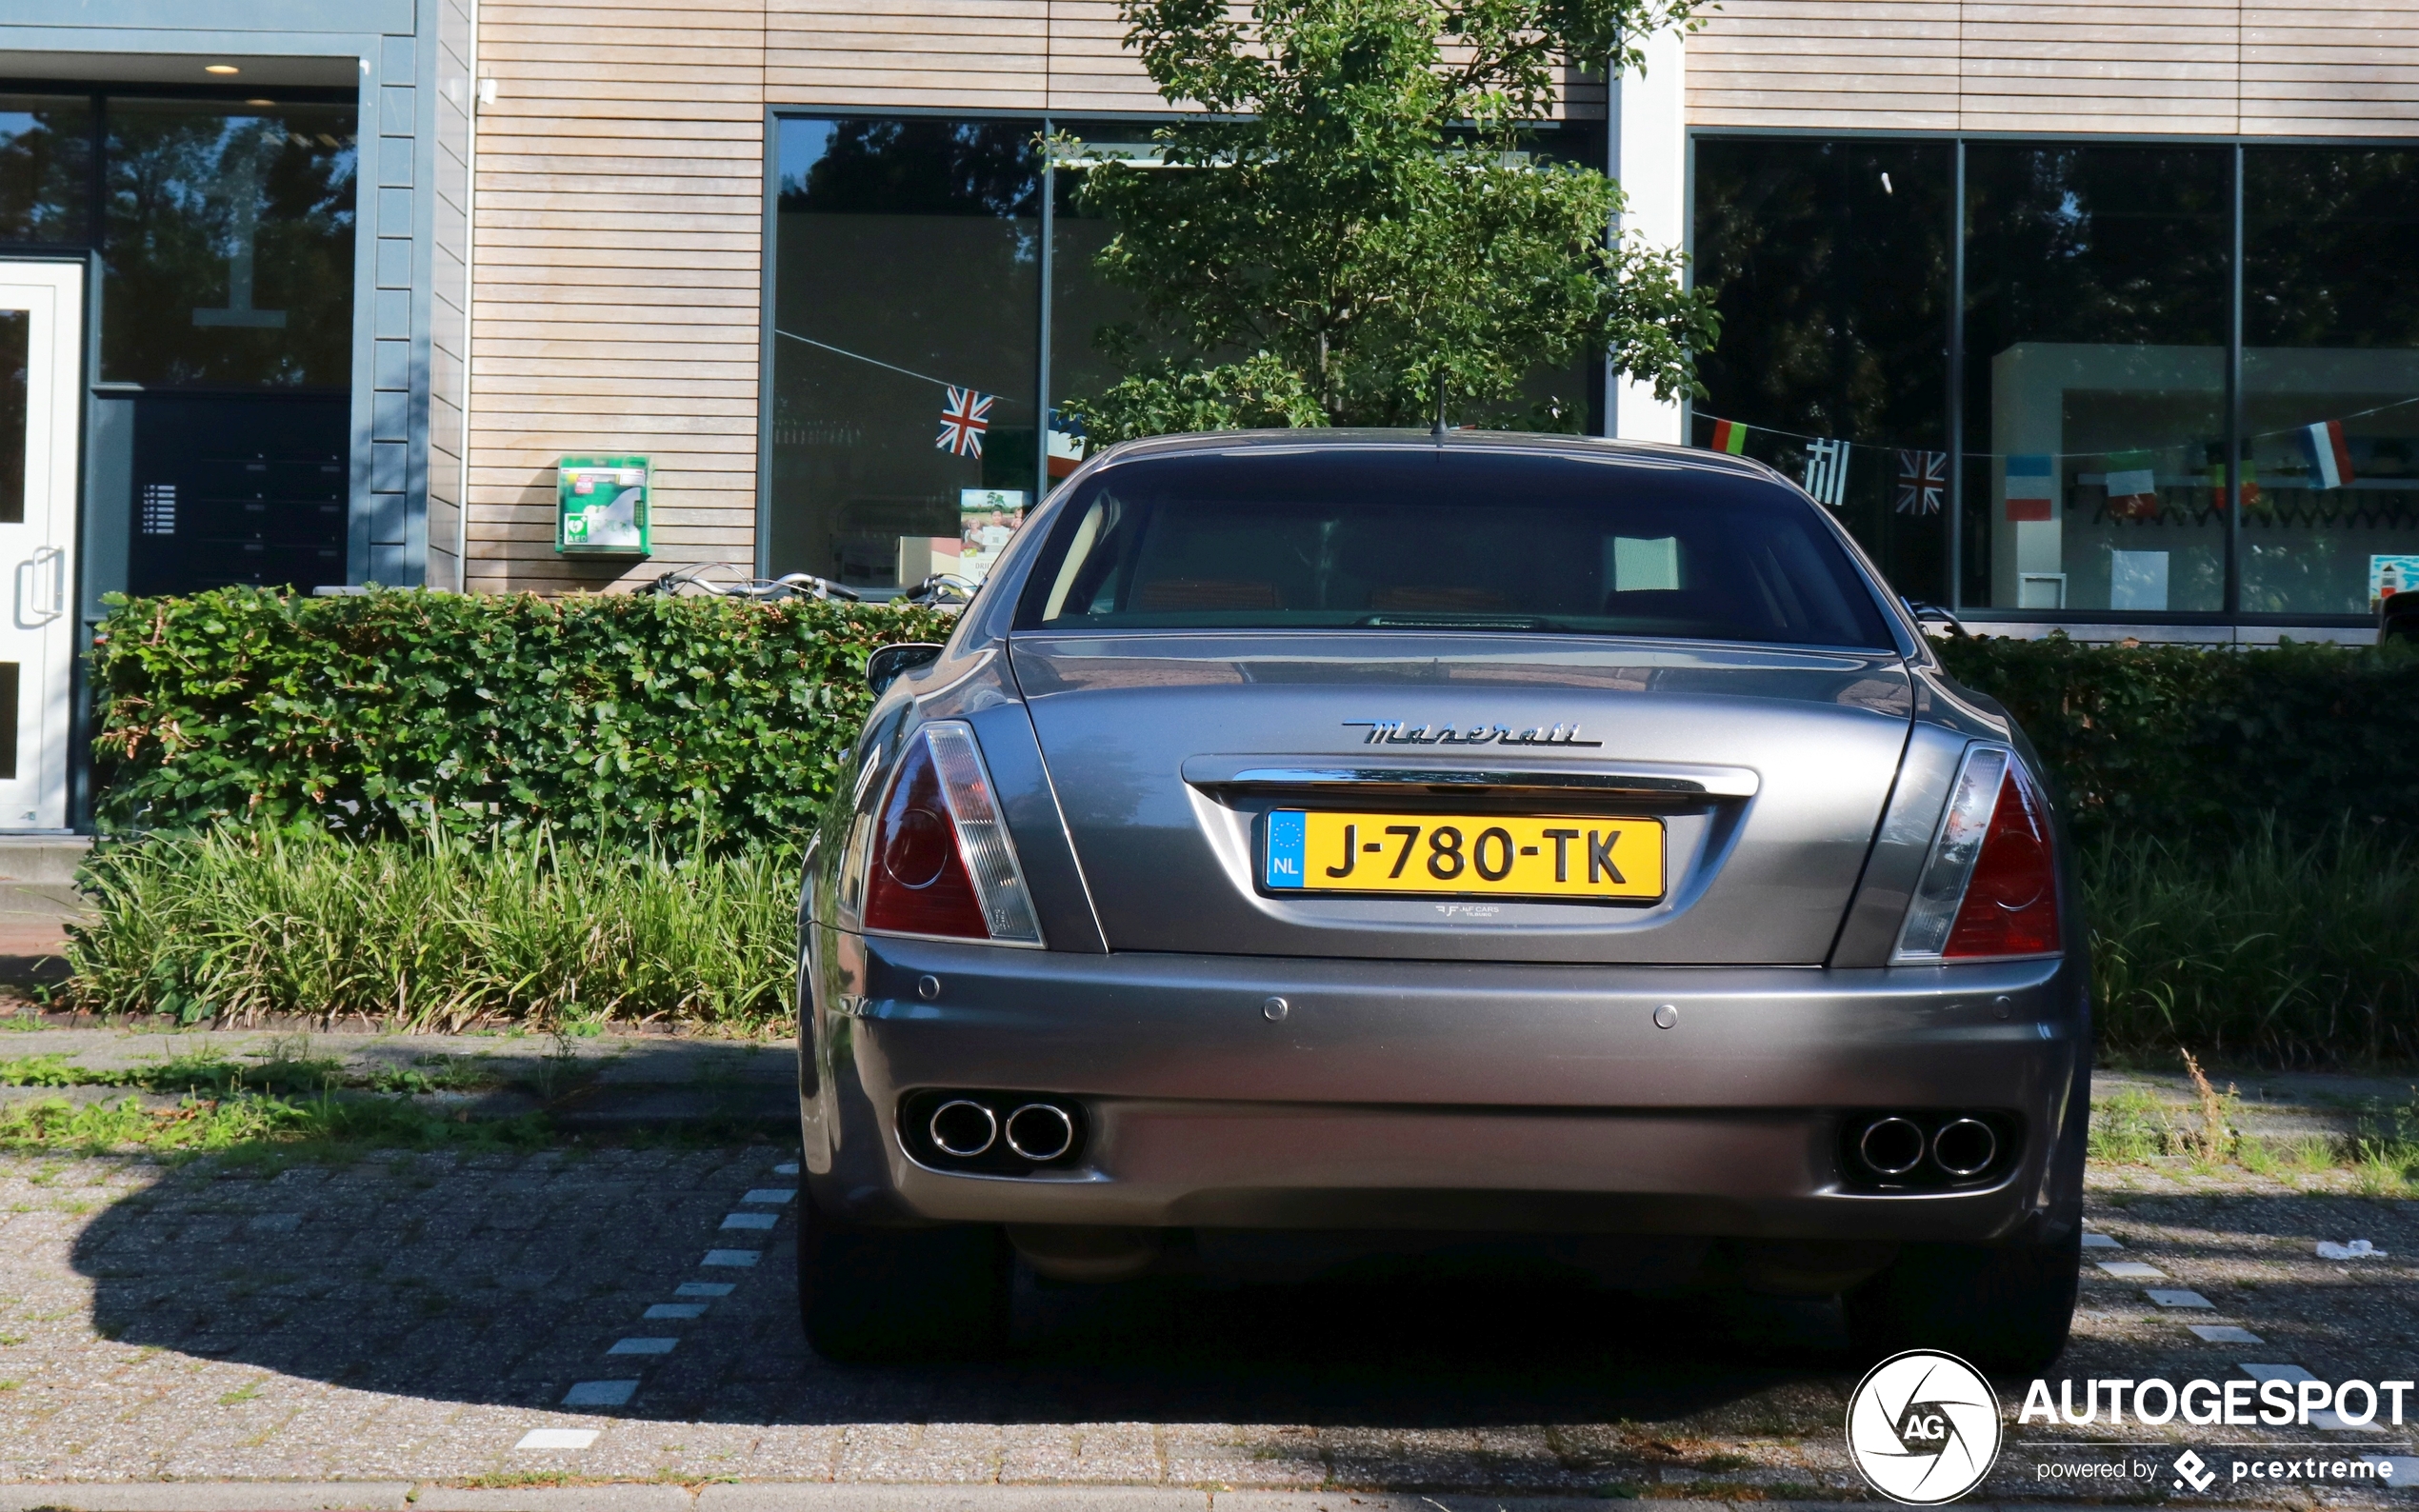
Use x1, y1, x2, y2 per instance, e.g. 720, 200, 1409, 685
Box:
69, 1142, 1858, 1431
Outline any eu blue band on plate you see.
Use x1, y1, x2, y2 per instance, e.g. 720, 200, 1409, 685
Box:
1265, 810, 1306, 888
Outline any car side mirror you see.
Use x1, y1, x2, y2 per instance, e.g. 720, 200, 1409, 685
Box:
866, 642, 945, 695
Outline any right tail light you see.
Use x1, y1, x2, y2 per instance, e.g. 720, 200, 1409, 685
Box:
861, 723, 1044, 946
1892, 745, 2062, 963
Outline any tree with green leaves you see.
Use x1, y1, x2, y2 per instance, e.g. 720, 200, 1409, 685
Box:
1060, 0, 1719, 441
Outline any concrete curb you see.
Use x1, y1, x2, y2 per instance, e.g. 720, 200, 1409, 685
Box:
0, 1484, 413, 1511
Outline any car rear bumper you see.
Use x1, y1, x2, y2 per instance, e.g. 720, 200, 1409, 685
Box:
800, 927, 2089, 1245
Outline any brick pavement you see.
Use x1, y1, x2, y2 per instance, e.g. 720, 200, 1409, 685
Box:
0, 1144, 2412, 1503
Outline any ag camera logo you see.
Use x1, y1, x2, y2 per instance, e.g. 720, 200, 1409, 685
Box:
1847, 1350, 2004, 1503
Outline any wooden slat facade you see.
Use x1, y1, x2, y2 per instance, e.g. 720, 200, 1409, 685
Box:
462, 0, 2414, 590
1689, 0, 2419, 134
464, 0, 770, 593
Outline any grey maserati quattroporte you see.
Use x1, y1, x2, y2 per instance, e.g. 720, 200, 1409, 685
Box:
795, 430, 2087, 1369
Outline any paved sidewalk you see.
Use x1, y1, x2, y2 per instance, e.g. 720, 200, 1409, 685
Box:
0, 1139, 2411, 1502
0, 1032, 2415, 1503
0, 1489, 2196, 1511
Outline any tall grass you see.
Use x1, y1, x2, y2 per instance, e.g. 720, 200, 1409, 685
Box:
58, 817, 2419, 1064
65, 827, 797, 1032
2085, 819, 2419, 1066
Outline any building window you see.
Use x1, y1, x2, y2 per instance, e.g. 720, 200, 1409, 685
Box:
1962, 144, 2230, 615
1690, 138, 1951, 603
0, 94, 93, 246
1695, 134, 2419, 624
2243, 147, 2419, 618
101, 98, 355, 388
768, 117, 1043, 589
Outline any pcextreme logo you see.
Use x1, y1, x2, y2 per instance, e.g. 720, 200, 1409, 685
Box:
1845, 1350, 2005, 1504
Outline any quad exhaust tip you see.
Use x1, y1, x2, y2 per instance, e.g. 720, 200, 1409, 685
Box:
1931, 1116, 1998, 1177
910, 1089, 1088, 1171
1849, 1111, 2008, 1185
1004, 1103, 1077, 1162
1857, 1116, 1927, 1176
929, 1099, 998, 1158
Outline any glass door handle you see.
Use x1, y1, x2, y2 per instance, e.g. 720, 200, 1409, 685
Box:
16, 547, 63, 625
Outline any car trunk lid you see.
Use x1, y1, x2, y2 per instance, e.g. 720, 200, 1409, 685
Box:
1010, 631, 1913, 964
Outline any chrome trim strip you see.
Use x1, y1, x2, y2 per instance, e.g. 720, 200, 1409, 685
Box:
1182, 756, 1759, 798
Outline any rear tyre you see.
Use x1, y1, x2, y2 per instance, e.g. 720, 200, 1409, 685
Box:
1844, 1227, 2079, 1373
798, 1190, 1010, 1363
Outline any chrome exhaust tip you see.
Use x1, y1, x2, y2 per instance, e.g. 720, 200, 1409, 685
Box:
1858, 1115, 1927, 1177
1003, 1102, 1076, 1162
1931, 1116, 1999, 1178
930, 1098, 998, 1158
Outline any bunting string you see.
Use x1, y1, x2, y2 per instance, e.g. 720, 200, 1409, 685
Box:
1693, 394, 2419, 523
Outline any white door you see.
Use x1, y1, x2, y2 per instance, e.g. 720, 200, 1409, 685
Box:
0, 264, 81, 832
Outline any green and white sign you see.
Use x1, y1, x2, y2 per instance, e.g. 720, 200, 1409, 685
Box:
557, 455, 650, 556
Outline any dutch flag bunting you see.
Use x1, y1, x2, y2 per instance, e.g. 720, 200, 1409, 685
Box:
2300, 419, 2354, 489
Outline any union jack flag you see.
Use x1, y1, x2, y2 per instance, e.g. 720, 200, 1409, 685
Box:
935, 387, 994, 458
1895, 448, 1949, 515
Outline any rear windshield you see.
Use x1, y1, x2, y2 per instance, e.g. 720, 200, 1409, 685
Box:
1014, 447, 1897, 649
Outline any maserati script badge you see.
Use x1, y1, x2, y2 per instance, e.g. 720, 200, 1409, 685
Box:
1343, 719, 1603, 747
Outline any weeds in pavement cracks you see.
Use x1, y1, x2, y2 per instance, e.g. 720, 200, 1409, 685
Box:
2090, 1046, 2419, 1193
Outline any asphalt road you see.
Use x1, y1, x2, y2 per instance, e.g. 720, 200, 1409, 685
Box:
0, 1136, 2415, 1506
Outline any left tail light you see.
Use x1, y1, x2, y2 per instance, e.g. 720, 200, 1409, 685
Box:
861, 723, 1044, 946
1892, 745, 2061, 963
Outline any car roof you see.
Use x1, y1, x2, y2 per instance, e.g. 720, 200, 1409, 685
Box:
1087, 428, 1784, 487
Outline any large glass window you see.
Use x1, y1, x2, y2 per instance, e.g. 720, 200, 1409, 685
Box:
1961, 145, 2231, 614
0, 95, 92, 246
768, 118, 1042, 589
2243, 148, 2419, 617
101, 98, 356, 387
1691, 138, 1951, 602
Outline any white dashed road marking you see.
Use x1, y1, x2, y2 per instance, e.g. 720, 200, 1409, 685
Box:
2148, 1288, 2214, 1308
2098, 1260, 2166, 1279
521, 1157, 797, 1443
516, 1428, 600, 1450
2191, 1323, 2266, 1343
2081, 1232, 2122, 1249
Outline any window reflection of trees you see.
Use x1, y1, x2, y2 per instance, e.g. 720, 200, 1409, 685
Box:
0, 98, 91, 245
103, 102, 355, 388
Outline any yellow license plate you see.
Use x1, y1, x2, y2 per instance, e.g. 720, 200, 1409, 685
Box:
1261, 810, 1665, 901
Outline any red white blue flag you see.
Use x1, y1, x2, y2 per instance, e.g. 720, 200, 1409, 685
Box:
936, 387, 994, 458
1894, 449, 1948, 514
2299, 419, 2354, 489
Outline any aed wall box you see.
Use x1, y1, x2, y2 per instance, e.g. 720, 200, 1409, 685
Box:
556, 455, 651, 556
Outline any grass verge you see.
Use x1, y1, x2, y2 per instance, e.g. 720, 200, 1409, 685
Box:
2085, 819, 2419, 1067
64, 826, 795, 1032
0, 1090, 556, 1157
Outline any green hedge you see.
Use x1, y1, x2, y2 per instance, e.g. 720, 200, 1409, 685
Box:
91, 587, 951, 846
1937, 634, 2419, 844
89, 589, 2417, 852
